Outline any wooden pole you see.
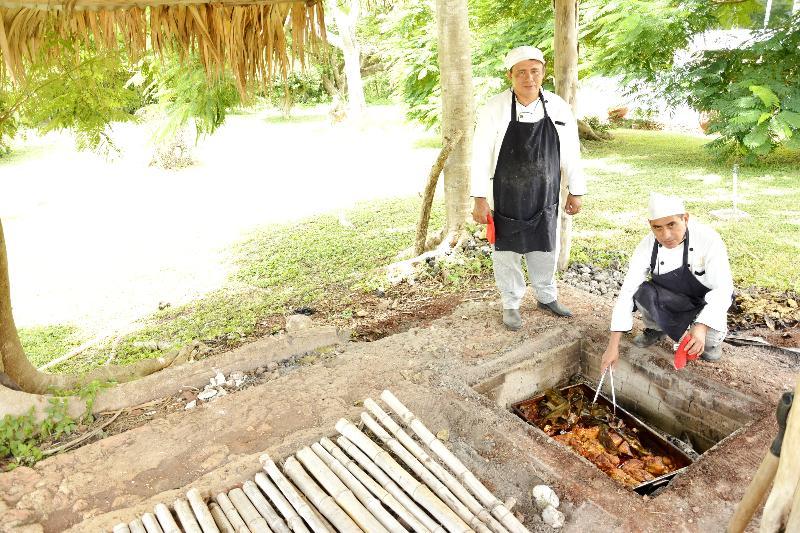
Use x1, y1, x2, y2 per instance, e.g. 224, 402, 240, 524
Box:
365, 399, 507, 533
228, 488, 272, 533
336, 418, 472, 532
141, 512, 165, 533
129, 519, 148, 533
113, 524, 132, 533
282, 455, 362, 533
760, 380, 800, 532
260, 453, 333, 533
553, 0, 579, 271
154, 503, 182, 533
254, 472, 312, 533
415, 130, 464, 255
208, 503, 236, 533
310, 441, 409, 533
215, 493, 250, 533
323, 437, 435, 533
187, 488, 221, 533
175, 498, 204, 533
296, 446, 388, 532
361, 412, 491, 533
243, 480, 292, 533
380, 390, 529, 533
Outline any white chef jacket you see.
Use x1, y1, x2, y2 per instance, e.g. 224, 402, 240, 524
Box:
470, 88, 587, 207
610, 220, 734, 333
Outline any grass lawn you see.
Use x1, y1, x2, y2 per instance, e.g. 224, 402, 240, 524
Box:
21, 128, 800, 373
576, 129, 800, 291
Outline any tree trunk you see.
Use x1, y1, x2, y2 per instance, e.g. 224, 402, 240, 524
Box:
553, 0, 579, 271
330, 0, 366, 122
435, 0, 473, 242
0, 218, 178, 421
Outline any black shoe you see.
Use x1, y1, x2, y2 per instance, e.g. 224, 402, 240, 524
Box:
537, 300, 573, 317
633, 328, 665, 347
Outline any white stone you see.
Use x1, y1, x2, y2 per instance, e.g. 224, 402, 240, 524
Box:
532, 485, 560, 510
210, 372, 225, 387
542, 505, 564, 528
198, 389, 218, 401
286, 314, 313, 332
185, 400, 197, 410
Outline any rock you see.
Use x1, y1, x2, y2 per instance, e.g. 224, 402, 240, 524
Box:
255, 366, 266, 375
692, 506, 700, 513
269, 370, 280, 380
230, 371, 246, 387
542, 505, 565, 528
211, 372, 225, 387
198, 389, 218, 401
266, 361, 279, 372
532, 485, 560, 510
356, 310, 368, 318
185, 400, 197, 410
71, 499, 89, 512
436, 429, 450, 442
216, 388, 228, 397
286, 314, 313, 332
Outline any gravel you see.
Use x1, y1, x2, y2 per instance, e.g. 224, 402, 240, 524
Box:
561, 261, 626, 300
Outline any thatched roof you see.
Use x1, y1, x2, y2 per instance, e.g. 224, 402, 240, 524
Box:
0, 0, 326, 91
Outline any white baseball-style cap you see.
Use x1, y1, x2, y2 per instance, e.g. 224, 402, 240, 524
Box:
648, 192, 686, 220
503, 46, 546, 70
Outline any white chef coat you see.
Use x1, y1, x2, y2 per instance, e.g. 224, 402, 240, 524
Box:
470, 88, 587, 207
610, 220, 734, 333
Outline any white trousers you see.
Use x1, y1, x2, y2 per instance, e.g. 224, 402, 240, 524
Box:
637, 303, 727, 348
493, 249, 558, 309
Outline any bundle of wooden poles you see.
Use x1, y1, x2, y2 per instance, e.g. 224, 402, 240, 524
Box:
112, 390, 530, 533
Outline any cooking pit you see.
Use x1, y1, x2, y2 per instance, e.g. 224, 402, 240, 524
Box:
474, 338, 762, 495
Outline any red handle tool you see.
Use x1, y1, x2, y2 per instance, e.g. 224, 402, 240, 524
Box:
486, 214, 495, 244
674, 334, 696, 370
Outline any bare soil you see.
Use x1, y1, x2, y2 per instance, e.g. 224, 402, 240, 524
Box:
1, 283, 797, 533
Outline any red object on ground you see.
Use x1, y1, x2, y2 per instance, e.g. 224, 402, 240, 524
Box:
486, 214, 495, 244
674, 335, 694, 370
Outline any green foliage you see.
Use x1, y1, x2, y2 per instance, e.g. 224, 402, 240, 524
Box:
18, 325, 84, 368
146, 54, 242, 141
0, 398, 74, 469
671, 14, 800, 161
266, 68, 331, 108
0, 37, 141, 155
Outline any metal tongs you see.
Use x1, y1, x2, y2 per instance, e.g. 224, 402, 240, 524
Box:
592, 365, 617, 416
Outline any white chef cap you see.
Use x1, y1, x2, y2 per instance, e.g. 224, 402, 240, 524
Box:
648, 192, 686, 220
503, 46, 546, 71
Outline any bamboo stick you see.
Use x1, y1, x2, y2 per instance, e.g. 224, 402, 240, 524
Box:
282, 455, 363, 532
361, 412, 491, 533
215, 492, 251, 533
335, 435, 445, 533
129, 518, 147, 533
260, 453, 333, 533
335, 418, 472, 533
187, 488, 221, 533
154, 503, 181, 533
365, 399, 507, 533
254, 472, 311, 533
113, 524, 132, 533
784, 480, 800, 532
243, 479, 292, 533
323, 437, 434, 533
311, 441, 409, 533
209, 502, 236, 533
141, 513, 165, 533
380, 391, 529, 533
175, 498, 204, 533
296, 445, 389, 532
229, 487, 272, 533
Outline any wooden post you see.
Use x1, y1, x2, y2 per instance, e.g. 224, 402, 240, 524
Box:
553, 0, 579, 271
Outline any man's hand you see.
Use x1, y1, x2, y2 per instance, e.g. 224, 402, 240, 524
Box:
472, 197, 490, 224
565, 194, 582, 215
682, 323, 708, 356
601, 331, 624, 371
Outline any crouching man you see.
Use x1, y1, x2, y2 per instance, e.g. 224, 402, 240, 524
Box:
601, 193, 734, 370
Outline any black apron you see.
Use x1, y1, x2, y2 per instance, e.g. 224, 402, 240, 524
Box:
492, 91, 561, 254
632, 230, 710, 341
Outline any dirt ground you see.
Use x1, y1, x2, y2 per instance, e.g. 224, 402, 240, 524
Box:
1, 283, 797, 533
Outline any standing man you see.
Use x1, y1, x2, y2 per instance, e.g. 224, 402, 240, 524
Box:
601, 193, 734, 370
471, 45, 586, 331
